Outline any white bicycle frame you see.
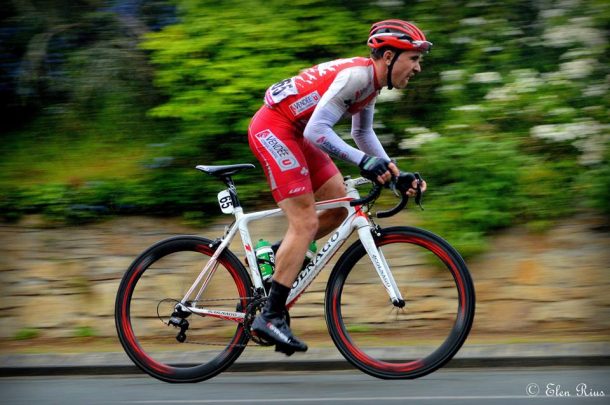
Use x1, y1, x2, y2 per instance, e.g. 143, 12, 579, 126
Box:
177, 177, 405, 323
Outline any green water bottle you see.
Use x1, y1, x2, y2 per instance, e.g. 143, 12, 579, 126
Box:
255, 239, 275, 281
303, 241, 317, 268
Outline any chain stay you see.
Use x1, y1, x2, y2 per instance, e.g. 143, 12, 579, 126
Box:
159, 296, 268, 348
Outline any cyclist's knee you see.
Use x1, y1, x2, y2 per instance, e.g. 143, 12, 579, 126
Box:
292, 212, 319, 239
279, 194, 319, 238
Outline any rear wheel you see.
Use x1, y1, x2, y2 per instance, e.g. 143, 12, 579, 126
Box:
325, 226, 475, 379
115, 236, 253, 383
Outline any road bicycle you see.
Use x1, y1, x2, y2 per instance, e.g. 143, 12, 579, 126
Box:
115, 163, 475, 383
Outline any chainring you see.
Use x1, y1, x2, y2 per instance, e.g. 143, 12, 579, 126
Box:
243, 295, 291, 347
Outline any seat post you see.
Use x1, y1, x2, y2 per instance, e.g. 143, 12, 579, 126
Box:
221, 176, 242, 209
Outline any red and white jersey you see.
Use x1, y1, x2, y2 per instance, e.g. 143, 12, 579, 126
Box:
265, 57, 380, 122
262, 57, 388, 165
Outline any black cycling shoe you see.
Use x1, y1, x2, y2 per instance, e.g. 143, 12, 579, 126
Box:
251, 313, 308, 354
275, 344, 295, 356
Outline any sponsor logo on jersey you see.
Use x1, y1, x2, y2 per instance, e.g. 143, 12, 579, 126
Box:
256, 130, 299, 171
314, 135, 341, 158
289, 91, 320, 116
288, 186, 306, 195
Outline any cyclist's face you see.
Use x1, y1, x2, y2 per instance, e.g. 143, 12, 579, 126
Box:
390, 51, 422, 89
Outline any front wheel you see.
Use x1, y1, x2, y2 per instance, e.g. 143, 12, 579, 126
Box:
325, 226, 475, 379
115, 236, 253, 383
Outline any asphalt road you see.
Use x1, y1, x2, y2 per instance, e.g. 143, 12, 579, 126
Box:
2, 367, 609, 405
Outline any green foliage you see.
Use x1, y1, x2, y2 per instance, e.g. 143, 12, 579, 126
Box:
73, 326, 97, 338
14, 328, 40, 341
586, 146, 610, 216
416, 137, 524, 256
1, 0, 608, 256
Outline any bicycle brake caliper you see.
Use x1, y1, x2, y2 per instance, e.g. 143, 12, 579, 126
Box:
371, 224, 382, 238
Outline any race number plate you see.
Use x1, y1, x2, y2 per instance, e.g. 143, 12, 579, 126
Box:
217, 190, 234, 214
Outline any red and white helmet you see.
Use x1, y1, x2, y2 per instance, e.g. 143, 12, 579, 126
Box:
368, 19, 432, 53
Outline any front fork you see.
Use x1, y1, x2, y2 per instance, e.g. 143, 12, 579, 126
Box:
356, 225, 405, 308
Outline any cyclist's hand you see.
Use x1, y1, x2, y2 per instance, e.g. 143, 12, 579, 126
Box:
359, 155, 392, 184
406, 179, 427, 197
388, 161, 400, 178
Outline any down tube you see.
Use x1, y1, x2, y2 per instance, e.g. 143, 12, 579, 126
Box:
286, 216, 357, 305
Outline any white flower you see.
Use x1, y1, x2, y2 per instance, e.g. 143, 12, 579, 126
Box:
449, 37, 473, 45
460, 17, 487, 26
399, 131, 441, 150
452, 104, 485, 112
445, 124, 470, 130
437, 84, 464, 93
484, 46, 504, 53
376, 87, 402, 103
485, 87, 517, 102
440, 70, 466, 82
500, 28, 524, 36
530, 120, 604, 142
512, 69, 539, 79
375, 0, 404, 7
560, 48, 592, 60
540, 9, 566, 19
470, 72, 502, 84
560, 59, 597, 79
549, 107, 577, 116
404, 126, 430, 135
541, 71, 571, 86
512, 72, 543, 93
574, 132, 610, 165
542, 17, 606, 48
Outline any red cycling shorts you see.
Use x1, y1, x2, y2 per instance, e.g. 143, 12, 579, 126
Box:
248, 105, 339, 203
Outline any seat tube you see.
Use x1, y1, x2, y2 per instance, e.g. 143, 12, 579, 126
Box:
356, 226, 403, 303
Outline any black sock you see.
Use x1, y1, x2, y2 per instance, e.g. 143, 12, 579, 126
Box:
264, 280, 291, 318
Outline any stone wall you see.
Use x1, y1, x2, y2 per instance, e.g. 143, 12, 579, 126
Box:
1, 213, 608, 340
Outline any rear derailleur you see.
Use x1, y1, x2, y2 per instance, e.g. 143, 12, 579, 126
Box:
167, 303, 192, 343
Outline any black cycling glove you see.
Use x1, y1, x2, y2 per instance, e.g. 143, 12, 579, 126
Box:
358, 154, 390, 182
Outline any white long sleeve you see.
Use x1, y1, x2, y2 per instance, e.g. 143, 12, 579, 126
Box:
351, 100, 390, 161
303, 67, 388, 165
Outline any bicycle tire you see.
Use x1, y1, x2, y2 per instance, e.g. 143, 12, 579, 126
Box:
115, 236, 253, 383
325, 226, 475, 379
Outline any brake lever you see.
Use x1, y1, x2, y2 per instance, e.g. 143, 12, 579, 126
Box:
388, 177, 401, 198
414, 172, 424, 211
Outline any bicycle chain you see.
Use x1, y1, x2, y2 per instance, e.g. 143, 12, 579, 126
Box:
157, 296, 272, 348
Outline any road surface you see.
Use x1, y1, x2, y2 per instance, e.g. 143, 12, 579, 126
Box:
2, 367, 608, 405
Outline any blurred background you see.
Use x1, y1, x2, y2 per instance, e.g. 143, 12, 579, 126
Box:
0, 0, 608, 348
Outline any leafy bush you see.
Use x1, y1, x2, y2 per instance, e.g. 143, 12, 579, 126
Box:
415, 137, 525, 256
0, 0, 608, 255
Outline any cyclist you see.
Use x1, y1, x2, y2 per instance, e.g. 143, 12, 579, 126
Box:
250, 19, 429, 354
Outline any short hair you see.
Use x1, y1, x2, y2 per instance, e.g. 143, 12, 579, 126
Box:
370, 46, 399, 60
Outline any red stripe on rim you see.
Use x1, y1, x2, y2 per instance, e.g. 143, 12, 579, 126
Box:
331, 232, 467, 373
332, 285, 424, 372
121, 264, 172, 375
